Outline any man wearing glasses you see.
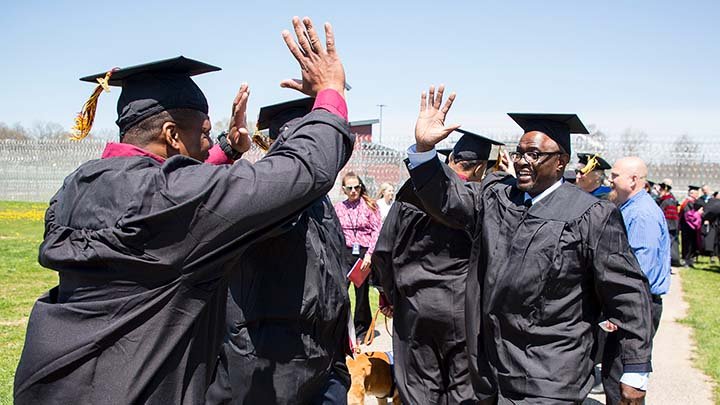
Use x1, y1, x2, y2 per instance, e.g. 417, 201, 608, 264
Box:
403, 85, 653, 404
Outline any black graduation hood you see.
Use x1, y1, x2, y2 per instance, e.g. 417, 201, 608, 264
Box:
507, 113, 589, 154
80, 56, 221, 136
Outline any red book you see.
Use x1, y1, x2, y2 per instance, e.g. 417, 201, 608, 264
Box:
346, 258, 370, 288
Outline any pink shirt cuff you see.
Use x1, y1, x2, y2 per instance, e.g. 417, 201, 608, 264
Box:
205, 144, 233, 165
313, 89, 348, 121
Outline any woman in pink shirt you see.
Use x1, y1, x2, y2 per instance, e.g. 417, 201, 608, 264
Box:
334, 172, 382, 341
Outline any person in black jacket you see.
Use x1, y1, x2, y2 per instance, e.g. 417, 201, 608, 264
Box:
14, 17, 353, 405
373, 129, 503, 404
403, 85, 653, 404
206, 98, 352, 405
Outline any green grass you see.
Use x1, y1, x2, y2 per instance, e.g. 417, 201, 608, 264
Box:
680, 259, 720, 402
0, 201, 55, 404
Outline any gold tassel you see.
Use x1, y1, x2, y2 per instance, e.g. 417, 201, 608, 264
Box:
493, 146, 503, 171
251, 129, 272, 152
70, 70, 115, 141
580, 154, 600, 175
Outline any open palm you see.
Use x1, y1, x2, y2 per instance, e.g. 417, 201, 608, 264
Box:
414, 84, 460, 152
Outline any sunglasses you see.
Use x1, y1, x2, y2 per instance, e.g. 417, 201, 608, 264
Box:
343, 185, 362, 191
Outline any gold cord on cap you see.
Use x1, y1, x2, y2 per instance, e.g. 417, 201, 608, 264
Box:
70, 69, 116, 141
579, 154, 600, 175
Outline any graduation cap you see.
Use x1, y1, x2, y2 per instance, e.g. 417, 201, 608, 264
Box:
507, 113, 589, 154
256, 97, 315, 140
436, 147, 454, 164
72, 56, 220, 140
660, 178, 673, 191
450, 129, 504, 162
577, 153, 611, 174
688, 185, 700, 191
647, 180, 656, 187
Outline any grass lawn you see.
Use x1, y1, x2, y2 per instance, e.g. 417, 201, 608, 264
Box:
681, 258, 720, 402
0, 201, 55, 404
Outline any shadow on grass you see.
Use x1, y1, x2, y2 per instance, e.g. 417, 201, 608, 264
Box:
689, 258, 720, 274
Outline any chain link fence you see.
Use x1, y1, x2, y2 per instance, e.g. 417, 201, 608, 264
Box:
1, 136, 719, 203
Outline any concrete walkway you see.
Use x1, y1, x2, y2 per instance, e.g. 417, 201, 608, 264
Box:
359, 268, 716, 404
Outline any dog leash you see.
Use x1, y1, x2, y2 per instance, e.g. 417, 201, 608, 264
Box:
363, 308, 383, 346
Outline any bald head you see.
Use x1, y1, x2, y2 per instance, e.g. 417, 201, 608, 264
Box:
610, 157, 648, 205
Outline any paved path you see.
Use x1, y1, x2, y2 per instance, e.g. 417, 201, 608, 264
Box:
360, 268, 716, 404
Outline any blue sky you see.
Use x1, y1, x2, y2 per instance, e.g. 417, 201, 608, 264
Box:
1, 0, 718, 149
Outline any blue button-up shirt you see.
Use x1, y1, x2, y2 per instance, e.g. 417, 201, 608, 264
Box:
619, 189, 671, 295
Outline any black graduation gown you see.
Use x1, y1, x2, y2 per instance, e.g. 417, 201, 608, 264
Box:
407, 158, 653, 403
205, 116, 351, 405
372, 180, 475, 404
207, 194, 350, 404
13, 110, 354, 405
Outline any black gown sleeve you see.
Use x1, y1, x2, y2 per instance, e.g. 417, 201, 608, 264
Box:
372, 202, 402, 305
589, 203, 654, 371
115, 110, 354, 280
406, 156, 483, 235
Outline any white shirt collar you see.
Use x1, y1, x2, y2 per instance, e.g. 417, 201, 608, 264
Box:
524, 178, 564, 205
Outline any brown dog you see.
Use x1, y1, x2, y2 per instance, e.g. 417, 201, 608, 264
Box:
347, 351, 401, 404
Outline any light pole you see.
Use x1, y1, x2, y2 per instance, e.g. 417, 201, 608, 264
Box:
377, 104, 387, 145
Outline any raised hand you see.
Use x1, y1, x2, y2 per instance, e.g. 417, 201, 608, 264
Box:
281, 16, 345, 98
415, 84, 460, 152
227, 83, 251, 153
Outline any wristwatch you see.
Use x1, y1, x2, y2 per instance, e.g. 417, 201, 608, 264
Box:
217, 131, 243, 160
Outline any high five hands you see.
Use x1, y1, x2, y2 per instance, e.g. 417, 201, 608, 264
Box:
281, 16, 346, 98
415, 84, 461, 152
227, 83, 251, 154
227, 16, 345, 154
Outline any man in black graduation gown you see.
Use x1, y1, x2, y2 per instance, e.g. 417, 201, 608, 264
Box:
206, 98, 352, 405
373, 129, 503, 405
14, 17, 354, 405
402, 86, 654, 404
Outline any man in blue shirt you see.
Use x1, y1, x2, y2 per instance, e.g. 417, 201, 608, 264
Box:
606, 156, 671, 404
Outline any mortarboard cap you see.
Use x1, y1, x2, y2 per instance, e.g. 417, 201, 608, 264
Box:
577, 153, 611, 172
437, 147, 454, 164
647, 180, 656, 187
257, 97, 315, 140
451, 129, 504, 162
74, 56, 220, 139
688, 185, 700, 191
507, 113, 589, 155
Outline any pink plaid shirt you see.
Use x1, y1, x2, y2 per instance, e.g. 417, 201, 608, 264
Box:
333, 199, 382, 254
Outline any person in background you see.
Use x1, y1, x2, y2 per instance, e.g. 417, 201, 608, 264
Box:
607, 156, 671, 405
658, 179, 681, 266
334, 172, 382, 342
207, 97, 352, 404
376, 182, 396, 221
680, 185, 700, 267
699, 184, 713, 205
373, 129, 503, 404
404, 85, 653, 404
575, 153, 612, 199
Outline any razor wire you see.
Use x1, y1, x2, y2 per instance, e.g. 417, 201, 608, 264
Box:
1, 137, 720, 203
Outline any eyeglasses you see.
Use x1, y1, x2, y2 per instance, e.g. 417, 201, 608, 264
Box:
509, 151, 563, 164
343, 185, 361, 191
